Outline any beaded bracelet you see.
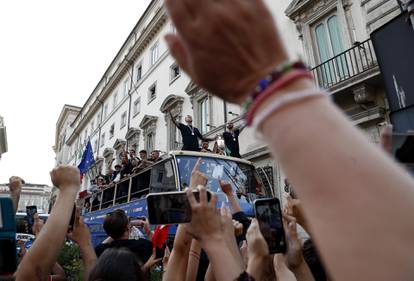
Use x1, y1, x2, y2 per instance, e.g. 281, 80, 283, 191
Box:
243, 61, 308, 112
245, 69, 314, 125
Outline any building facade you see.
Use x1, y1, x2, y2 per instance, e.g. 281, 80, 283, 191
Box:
0, 115, 7, 159
0, 183, 52, 213
54, 0, 300, 195
54, 0, 400, 197
285, 0, 401, 144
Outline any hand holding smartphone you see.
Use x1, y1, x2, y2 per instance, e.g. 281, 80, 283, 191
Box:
146, 190, 212, 225
254, 198, 286, 254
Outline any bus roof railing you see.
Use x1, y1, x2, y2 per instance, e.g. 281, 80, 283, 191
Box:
168, 150, 253, 165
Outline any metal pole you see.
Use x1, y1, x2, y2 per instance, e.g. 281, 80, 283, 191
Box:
223, 101, 228, 132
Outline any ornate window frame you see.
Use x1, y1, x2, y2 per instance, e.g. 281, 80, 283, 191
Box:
160, 94, 184, 151
139, 115, 158, 153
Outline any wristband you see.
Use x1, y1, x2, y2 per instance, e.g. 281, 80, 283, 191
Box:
252, 89, 328, 131
245, 69, 314, 125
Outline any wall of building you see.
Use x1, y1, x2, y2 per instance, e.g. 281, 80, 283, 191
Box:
0, 184, 52, 213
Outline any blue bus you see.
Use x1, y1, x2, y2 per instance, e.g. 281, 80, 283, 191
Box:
79, 151, 273, 246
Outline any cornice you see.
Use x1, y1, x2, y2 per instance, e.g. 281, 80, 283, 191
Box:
66, 7, 168, 145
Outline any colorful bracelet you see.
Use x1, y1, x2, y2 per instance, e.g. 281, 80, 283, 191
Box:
245, 69, 314, 125
243, 61, 308, 111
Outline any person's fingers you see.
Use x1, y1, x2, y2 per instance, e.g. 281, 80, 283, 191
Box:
199, 185, 207, 206
192, 158, 203, 173
220, 202, 226, 216
74, 207, 81, 226
165, 34, 191, 74
224, 205, 231, 218
288, 220, 298, 239
165, 0, 193, 28
153, 258, 162, 264
186, 188, 198, 208
209, 192, 218, 208
247, 218, 259, 237
152, 247, 157, 257
164, 246, 170, 256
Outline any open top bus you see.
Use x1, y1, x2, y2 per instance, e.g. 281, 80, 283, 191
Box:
78, 151, 273, 246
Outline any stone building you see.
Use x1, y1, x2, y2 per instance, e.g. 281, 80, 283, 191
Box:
0, 183, 52, 213
54, 0, 401, 197
0, 115, 7, 159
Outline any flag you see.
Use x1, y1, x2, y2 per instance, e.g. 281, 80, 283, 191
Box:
152, 225, 170, 249
77, 140, 95, 175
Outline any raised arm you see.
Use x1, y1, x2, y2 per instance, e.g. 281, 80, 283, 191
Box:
8, 176, 23, 214
162, 225, 192, 281
67, 208, 97, 280
169, 111, 179, 128
165, 0, 414, 280
219, 181, 242, 214
16, 166, 80, 281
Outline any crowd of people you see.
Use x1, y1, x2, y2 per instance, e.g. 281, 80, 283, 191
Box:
3, 0, 414, 280
4, 164, 328, 281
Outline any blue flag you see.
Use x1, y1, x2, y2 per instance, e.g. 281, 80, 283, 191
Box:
77, 140, 95, 175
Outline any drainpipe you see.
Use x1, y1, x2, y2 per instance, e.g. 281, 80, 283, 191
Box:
126, 59, 134, 150
223, 101, 228, 132
96, 100, 104, 156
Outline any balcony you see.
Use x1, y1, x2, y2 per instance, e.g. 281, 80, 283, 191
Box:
311, 39, 379, 91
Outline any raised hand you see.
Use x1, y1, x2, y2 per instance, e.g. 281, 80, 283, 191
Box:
246, 219, 269, 280
246, 219, 268, 260
50, 165, 80, 193
162, 246, 170, 270
32, 213, 45, 237
67, 208, 92, 248
190, 158, 208, 189
285, 195, 307, 232
185, 186, 220, 242
283, 214, 304, 270
219, 180, 233, 196
142, 248, 162, 272
8, 176, 23, 194
164, 0, 288, 104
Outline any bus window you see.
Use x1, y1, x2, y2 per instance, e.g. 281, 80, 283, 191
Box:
91, 192, 102, 211
130, 169, 151, 201
149, 160, 177, 193
101, 187, 115, 209
115, 179, 130, 204
176, 156, 267, 203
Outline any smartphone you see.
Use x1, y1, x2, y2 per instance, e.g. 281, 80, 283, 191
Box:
392, 133, 414, 166
146, 190, 212, 225
254, 198, 286, 254
0, 198, 17, 274
68, 204, 76, 232
26, 205, 37, 233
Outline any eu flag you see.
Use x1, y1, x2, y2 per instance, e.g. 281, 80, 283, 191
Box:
77, 140, 95, 175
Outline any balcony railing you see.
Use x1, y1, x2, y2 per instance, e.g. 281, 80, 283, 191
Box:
311, 39, 378, 89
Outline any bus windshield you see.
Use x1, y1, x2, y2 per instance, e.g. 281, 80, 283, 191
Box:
176, 155, 268, 203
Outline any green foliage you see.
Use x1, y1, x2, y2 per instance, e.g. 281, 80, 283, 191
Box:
57, 242, 84, 281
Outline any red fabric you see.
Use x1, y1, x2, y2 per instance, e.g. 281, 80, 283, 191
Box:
78, 190, 88, 199
80, 174, 84, 183
152, 225, 170, 249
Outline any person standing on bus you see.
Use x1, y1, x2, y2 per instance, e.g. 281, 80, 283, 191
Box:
169, 112, 214, 151
222, 122, 245, 158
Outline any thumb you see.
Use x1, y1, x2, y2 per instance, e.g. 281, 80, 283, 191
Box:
165, 34, 190, 74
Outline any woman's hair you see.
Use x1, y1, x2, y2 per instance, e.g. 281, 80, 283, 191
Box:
88, 248, 146, 281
